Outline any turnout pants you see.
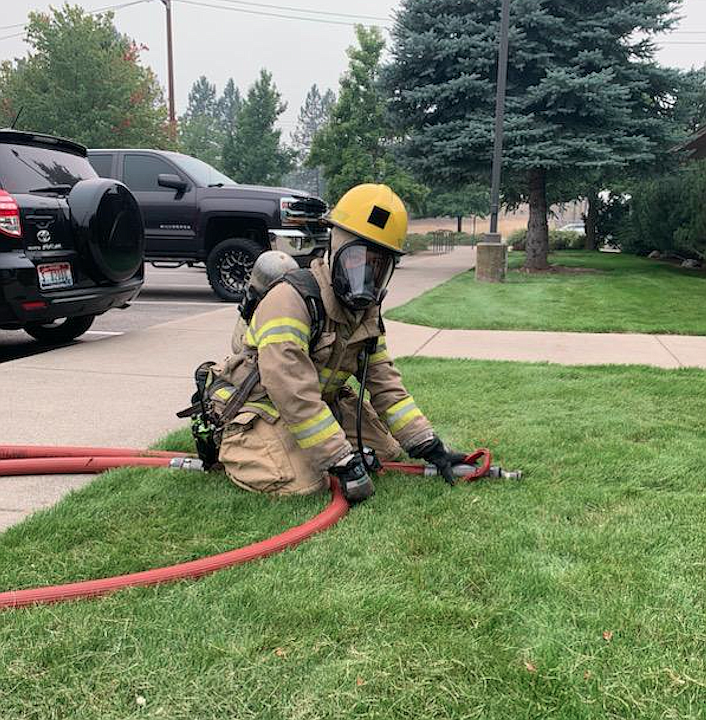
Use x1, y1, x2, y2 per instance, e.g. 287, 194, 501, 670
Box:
219, 387, 402, 495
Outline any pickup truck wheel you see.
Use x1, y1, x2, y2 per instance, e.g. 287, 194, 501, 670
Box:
24, 316, 96, 344
206, 238, 262, 302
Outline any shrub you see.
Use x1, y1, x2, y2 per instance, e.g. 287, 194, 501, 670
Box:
403, 234, 431, 254
507, 229, 584, 251
619, 161, 706, 260
403, 232, 478, 254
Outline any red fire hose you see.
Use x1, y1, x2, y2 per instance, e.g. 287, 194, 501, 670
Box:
0, 444, 491, 610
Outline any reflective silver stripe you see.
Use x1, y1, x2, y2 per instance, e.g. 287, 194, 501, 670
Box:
292, 412, 337, 442
386, 398, 421, 432
257, 324, 310, 345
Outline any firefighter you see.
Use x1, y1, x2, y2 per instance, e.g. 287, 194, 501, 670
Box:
217, 184, 466, 502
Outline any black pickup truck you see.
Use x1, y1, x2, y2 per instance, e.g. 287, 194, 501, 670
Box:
87, 149, 329, 301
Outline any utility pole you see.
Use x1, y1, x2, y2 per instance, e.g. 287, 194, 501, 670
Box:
476, 0, 511, 283
160, 0, 176, 137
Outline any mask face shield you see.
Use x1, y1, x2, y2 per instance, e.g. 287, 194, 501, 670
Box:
331, 241, 396, 311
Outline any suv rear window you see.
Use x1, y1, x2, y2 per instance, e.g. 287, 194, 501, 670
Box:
0, 143, 96, 194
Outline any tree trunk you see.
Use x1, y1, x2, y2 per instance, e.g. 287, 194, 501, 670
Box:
584, 190, 599, 251
457, 215, 463, 233
524, 168, 550, 270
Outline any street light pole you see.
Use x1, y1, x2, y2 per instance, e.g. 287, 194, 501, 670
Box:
160, 0, 176, 135
476, 0, 511, 283
488, 0, 511, 235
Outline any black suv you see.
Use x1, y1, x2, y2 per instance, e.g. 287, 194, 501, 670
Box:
0, 130, 144, 344
87, 149, 329, 301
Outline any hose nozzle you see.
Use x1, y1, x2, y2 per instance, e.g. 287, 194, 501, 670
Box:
424, 464, 523, 481
488, 465, 523, 481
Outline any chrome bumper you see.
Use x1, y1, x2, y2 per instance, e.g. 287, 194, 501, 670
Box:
269, 228, 330, 257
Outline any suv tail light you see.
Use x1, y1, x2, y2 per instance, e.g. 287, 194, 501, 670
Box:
0, 190, 22, 238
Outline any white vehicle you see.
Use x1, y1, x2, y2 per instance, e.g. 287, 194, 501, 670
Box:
558, 222, 586, 235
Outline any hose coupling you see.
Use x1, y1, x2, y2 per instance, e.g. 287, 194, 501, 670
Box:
168, 457, 205, 472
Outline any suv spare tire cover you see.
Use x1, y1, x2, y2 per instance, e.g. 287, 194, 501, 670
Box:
68, 178, 144, 283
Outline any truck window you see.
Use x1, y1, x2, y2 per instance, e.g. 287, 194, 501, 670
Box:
88, 153, 114, 178
123, 154, 180, 192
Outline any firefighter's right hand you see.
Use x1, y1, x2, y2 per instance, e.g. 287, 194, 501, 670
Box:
329, 453, 375, 504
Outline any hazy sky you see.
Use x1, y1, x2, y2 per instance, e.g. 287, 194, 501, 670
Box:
2, 0, 705, 139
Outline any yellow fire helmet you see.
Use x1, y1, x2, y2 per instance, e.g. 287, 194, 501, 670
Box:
327, 184, 408, 255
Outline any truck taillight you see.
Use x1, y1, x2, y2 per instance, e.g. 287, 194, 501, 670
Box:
0, 190, 22, 238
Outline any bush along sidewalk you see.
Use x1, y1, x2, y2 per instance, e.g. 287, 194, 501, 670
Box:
1, 358, 706, 719
508, 228, 585, 251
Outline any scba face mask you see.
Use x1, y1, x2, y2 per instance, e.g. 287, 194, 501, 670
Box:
331, 241, 395, 311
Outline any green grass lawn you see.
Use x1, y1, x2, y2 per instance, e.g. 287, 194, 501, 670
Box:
387, 251, 706, 335
2, 358, 706, 719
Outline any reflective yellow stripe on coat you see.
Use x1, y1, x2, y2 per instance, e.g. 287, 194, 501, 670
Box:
288, 407, 340, 449
245, 315, 310, 352
369, 336, 389, 364
385, 397, 422, 434
319, 367, 351, 392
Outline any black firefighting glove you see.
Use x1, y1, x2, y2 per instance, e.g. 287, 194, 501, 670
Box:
329, 453, 375, 504
408, 435, 468, 485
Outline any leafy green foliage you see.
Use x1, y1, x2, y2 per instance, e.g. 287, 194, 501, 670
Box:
387, 251, 706, 334
404, 232, 478, 254
309, 26, 427, 209
385, 0, 691, 269
508, 229, 585, 251
0, 5, 170, 148
422, 184, 489, 221
2, 360, 706, 718
619, 161, 706, 260
223, 69, 292, 185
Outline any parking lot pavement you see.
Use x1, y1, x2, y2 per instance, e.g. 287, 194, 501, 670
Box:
0, 265, 231, 363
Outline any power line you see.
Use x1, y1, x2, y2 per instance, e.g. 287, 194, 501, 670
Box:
0, 30, 25, 42
206, 0, 390, 22
0, 0, 151, 36
173, 0, 391, 28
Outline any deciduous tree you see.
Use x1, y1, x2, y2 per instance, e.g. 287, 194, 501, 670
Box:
0, 4, 170, 148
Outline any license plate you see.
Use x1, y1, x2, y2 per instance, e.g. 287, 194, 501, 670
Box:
37, 262, 73, 290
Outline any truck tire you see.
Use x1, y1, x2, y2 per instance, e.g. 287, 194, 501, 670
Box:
24, 315, 96, 344
206, 237, 262, 302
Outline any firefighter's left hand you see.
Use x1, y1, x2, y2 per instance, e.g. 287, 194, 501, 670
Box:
409, 435, 468, 485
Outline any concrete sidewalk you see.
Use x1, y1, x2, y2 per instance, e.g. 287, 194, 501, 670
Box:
2, 245, 705, 530
384, 322, 706, 369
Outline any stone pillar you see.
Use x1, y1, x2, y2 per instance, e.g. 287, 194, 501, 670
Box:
476, 233, 508, 283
